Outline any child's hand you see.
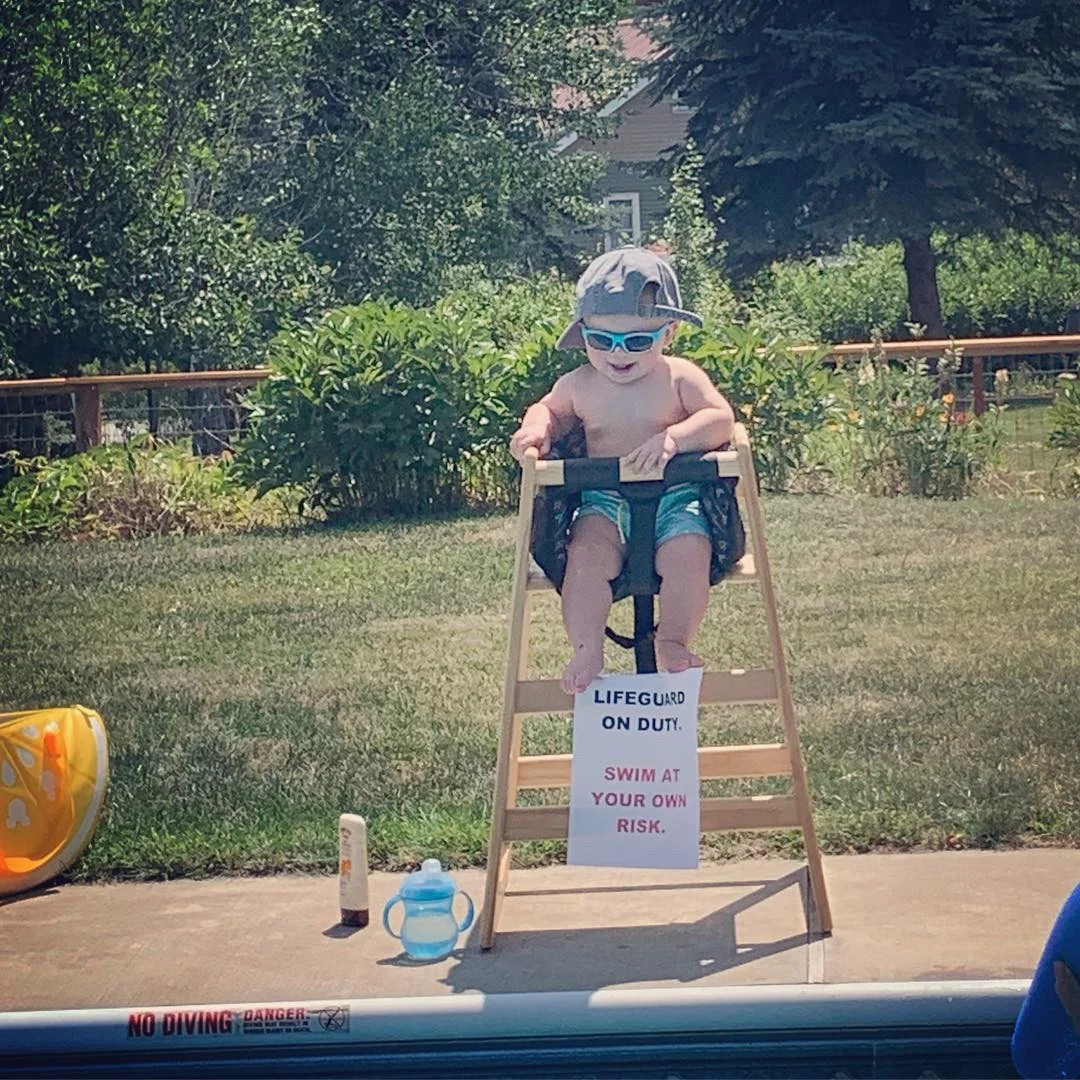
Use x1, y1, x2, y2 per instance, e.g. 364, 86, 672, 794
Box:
623, 430, 679, 473
509, 424, 551, 463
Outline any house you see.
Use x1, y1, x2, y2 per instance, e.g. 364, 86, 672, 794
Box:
554, 21, 691, 252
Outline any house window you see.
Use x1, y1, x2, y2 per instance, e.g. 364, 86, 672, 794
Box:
603, 192, 642, 251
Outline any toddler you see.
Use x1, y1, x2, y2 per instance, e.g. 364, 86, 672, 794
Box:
509, 247, 734, 694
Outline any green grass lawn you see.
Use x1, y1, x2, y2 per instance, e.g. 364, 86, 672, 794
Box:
2, 495, 1079, 881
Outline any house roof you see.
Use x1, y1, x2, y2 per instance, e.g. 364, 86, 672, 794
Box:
552, 20, 668, 155
615, 20, 665, 64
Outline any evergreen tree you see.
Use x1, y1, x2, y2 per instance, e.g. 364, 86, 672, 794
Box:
652, 0, 1080, 337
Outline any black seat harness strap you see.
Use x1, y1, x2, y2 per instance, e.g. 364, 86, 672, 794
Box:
558, 457, 719, 675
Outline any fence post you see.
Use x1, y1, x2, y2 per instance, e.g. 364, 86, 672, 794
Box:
972, 356, 986, 416
74, 385, 102, 451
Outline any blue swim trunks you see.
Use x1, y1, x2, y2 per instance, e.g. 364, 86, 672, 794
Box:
575, 483, 709, 548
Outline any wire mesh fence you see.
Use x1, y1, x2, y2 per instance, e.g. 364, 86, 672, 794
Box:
0, 393, 79, 458
0, 342, 1077, 493
99, 386, 253, 453
0, 384, 255, 459
955, 355, 1077, 487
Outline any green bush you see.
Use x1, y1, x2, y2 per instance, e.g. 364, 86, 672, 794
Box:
1047, 373, 1080, 452
750, 241, 910, 344
654, 146, 738, 325
831, 341, 1004, 498
0, 439, 277, 541
435, 273, 574, 351
497, 320, 582, 434
939, 233, 1080, 338
751, 232, 1080, 343
237, 302, 512, 518
1048, 372, 1080, 495
458, 318, 582, 504
679, 323, 837, 491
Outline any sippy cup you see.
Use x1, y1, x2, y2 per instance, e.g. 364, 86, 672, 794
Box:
382, 859, 475, 961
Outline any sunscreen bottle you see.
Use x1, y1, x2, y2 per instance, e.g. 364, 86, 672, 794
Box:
338, 813, 370, 927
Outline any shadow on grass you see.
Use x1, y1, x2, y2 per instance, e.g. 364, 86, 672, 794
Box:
272, 502, 514, 537
443, 867, 821, 994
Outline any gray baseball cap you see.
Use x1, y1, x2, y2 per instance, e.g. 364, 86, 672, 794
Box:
557, 246, 703, 350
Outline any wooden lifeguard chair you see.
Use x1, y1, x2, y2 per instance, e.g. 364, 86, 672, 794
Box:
480, 424, 831, 949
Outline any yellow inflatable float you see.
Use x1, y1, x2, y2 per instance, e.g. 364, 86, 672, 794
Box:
0, 705, 109, 896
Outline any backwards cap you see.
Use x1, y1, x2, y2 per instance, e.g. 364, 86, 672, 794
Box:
557, 246, 703, 350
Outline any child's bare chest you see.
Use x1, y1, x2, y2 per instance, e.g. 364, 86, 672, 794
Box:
575, 375, 687, 458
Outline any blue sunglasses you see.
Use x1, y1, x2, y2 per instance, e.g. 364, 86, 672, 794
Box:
582, 324, 670, 353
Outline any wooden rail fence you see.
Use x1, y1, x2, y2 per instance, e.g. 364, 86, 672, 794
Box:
0, 335, 1077, 452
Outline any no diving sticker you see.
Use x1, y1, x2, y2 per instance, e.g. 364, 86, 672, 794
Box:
311, 1006, 349, 1033
127, 1004, 351, 1041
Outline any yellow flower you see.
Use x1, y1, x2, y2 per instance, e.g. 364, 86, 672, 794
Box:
914, 404, 926, 418
847, 410, 861, 422
739, 404, 754, 417
942, 392, 956, 406
938, 413, 949, 424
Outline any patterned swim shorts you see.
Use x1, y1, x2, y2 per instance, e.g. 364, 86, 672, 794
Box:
575, 482, 709, 548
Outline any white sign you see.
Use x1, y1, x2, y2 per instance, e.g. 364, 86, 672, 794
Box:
567, 668, 702, 870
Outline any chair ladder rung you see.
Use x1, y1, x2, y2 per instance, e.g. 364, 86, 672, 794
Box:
503, 795, 801, 842
514, 667, 779, 715
516, 743, 792, 789
526, 553, 758, 593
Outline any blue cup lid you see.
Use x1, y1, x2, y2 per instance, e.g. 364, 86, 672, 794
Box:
398, 858, 458, 901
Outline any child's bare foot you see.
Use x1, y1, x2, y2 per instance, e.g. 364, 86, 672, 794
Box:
655, 638, 705, 674
562, 642, 604, 695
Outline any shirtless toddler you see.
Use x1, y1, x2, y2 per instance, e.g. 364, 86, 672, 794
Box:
509, 247, 735, 695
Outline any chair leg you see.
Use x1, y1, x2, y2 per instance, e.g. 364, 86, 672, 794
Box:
735, 427, 832, 935
480, 457, 537, 950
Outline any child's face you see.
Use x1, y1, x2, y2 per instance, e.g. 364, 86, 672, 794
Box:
581, 314, 676, 385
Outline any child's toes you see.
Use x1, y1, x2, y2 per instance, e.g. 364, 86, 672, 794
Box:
656, 639, 704, 673
562, 648, 603, 695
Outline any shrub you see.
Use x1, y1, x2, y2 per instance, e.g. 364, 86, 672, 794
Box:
679, 323, 837, 491
1047, 373, 1080, 452
750, 241, 910, 343
938, 233, 1080, 338
435, 273, 575, 351
237, 302, 510, 518
443, 318, 583, 506
654, 146, 738, 325
833, 339, 1004, 498
1048, 372, 1080, 495
751, 232, 1080, 344
0, 439, 277, 541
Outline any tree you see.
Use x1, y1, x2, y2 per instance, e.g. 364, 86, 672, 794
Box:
0, 0, 331, 377
0, 0, 632, 379
652, 0, 1080, 338
281, 0, 631, 304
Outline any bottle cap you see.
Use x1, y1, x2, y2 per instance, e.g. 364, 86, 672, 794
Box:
398, 859, 456, 901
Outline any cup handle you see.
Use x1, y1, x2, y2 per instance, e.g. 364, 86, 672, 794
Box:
456, 890, 475, 934
382, 896, 403, 939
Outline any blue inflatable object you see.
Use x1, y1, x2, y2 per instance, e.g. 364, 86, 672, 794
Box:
1013, 882, 1080, 1078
